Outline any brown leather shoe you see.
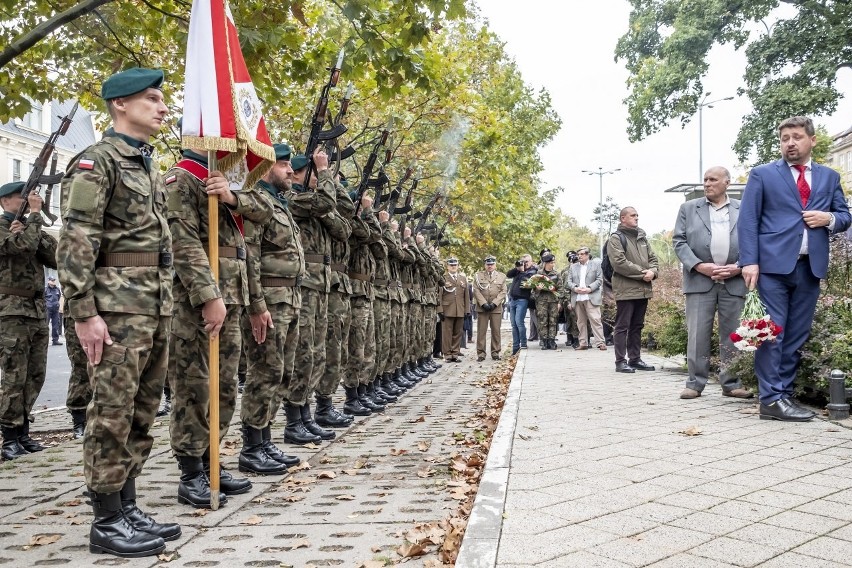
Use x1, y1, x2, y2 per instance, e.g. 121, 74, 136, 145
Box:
575, 345, 589, 351
597, 344, 607, 351
723, 388, 754, 399
680, 388, 701, 399
477, 355, 485, 362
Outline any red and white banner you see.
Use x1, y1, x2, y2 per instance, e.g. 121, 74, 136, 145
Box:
182, 0, 274, 189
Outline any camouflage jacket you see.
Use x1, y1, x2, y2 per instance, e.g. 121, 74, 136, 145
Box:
243, 181, 305, 313
531, 267, 561, 303
347, 208, 380, 300
288, 170, 336, 293
369, 221, 391, 301
166, 153, 272, 307
58, 130, 172, 319
384, 226, 416, 303
320, 182, 353, 296
0, 212, 58, 319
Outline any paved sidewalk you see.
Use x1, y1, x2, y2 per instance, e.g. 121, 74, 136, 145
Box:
461, 345, 852, 567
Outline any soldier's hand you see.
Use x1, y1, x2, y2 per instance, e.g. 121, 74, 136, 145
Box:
202, 298, 227, 338
416, 234, 425, 245
313, 148, 329, 172
27, 192, 43, 213
76, 315, 112, 365
250, 311, 274, 344
9, 220, 24, 234
378, 210, 390, 223
403, 227, 412, 239
361, 195, 373, 210
205, 171, 237, 206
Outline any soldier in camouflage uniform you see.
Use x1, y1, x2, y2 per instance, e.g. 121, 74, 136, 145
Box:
285, 151, 337, 444
0, 181, 56, 460
166, 139, 276, 503
313, 176, 357, 426
559, 252, 580, 347
420, 239, 443, 371
401, 228, 429, 381
366, 212, 393, 411
533, 253, 561, 350
239, 143, 304, 472
63, 314, 90, 439
344, 195, 386, 414
387, 221, 420, 388
58, 68, 179, 557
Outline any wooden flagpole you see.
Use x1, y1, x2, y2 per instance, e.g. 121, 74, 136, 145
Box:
207, 150, 220, 510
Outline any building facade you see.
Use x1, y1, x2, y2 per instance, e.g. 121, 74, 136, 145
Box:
827, 125, 852, 190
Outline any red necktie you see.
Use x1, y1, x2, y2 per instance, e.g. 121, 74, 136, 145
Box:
793, 164, 810, 207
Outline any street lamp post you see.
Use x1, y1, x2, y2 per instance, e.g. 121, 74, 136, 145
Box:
581, 167, 621, 255
698, 93, 734, 181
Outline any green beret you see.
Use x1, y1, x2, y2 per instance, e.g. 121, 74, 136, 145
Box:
101, 68, 165, 100
291, 154, 309, 171
273, 143, 292, 161
0, 181, 25, 198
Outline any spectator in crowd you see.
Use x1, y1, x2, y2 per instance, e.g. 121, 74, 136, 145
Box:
506, 254, 536, 355
44, 276, 63, 346
564, 247, 606, 350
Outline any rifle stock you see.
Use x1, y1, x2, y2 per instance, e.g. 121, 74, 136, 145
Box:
352, 127, 390, 216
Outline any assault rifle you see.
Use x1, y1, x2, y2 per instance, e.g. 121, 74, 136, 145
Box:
381, 165, 413, 215
396, 172, 418, 236
413, 188, 443, 235
352, 125, 390, 216
15, 102, 78, 224
303, 49, 347, 189
325, 82, 355, 174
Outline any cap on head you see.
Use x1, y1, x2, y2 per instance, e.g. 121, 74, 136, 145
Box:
101, 67, 165, 100
447, 257, 459, 266
0, 181, 25, 198
291, 154, 309, 171
539, 248, 551, 258
541, 253, 555, 263
47, 276, 56, 281
273, 143, 292, 161
484, 256, 496, 264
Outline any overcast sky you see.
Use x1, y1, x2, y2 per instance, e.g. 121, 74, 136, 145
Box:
476, 0, 852, 236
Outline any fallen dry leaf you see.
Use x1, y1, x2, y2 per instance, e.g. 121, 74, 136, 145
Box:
353, 458, 368, 469
410, 416, 426, 423
282, 495, 304, 503
417, 468, 437, 479
29, 534, 61, 546
240, 515, 263, 525
680, 426, 702, 437
60, 499, 83, 507
371, 545, 383, 553
193, 508, 210, 517
335, 494, 356, 501
158, 552, 176, 562
418, 441, 431, 452
390, 448, 408, 456
316, 471, 337, 480
289, 461, 311, 472
303, 442, 321, 449
220, 447, 237, 456
342, 469, 360, 476
397, 540, 428, 558
293, 538, 311, 549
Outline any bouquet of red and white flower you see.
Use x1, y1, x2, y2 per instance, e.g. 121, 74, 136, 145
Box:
730, 289, 782, 351
521, 273, 558, 293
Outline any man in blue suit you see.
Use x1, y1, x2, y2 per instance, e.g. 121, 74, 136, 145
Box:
739, 116, 851, 421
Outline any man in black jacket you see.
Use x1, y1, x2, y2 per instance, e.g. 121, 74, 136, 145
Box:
506, 254, 537, 355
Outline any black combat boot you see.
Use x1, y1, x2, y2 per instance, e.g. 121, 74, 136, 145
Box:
357, 384, 385, 412
343, 386, 371, 416
300, 404, 335, 440
1, 426, 28, 460
419, 357, 436, 374
373, 379, 398, 403
239, 424, 290, 475
202, 451, 252, 495
176, 456, 227, 508
405, 362, 422, 382
392, 367, 414, 389
18, 419, 45, 452
565, 334, 574, 347
366, 381, 390, 408
89, 489, 166, 557
411, 361, 428, 378
381, 373, 404, 396
283, 403, 322, 445
260, 425, 300, 467
120, 478, 181, 541
314, 395, 354, 428
237, 372, 246, 394
70, 409, 86, 439
155, 387, 171, 418
428, 356, 442, 369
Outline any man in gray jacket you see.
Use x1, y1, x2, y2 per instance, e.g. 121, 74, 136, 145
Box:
609, 207, 658, 373
562, 247, 606, 350
673, 167, 753, 400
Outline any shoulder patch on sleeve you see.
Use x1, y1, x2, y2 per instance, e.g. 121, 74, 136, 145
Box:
78, 158, 95, 170
165, 174, 177, 185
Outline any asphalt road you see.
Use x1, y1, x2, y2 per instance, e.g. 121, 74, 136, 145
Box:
34, 341, 72, 411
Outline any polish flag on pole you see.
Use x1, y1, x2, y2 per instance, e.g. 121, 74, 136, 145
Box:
182, 0, 275, 189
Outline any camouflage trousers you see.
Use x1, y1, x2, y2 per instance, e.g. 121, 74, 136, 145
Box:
291, 288, 328, 406
389, 299, 405, 371
64, 316, 90, 411
316, 289, 351, 397
0, 315, 48, 429
565, 305, 579, 338
538, 299, 559, 340
372, 296, 391, 376
240, 301, 299, 429
407, 302, 424, 363
84, 313, 170, 493
425, 305, 437, 356
168, 301, 242, 457
346, 296, 375, 387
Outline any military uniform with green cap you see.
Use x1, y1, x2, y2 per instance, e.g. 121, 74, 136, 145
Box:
473, 255, 508, 360
238, 142, 306, 470
440, 257, 469, 362
165, 137, 275, 501
0, 181, 57, 461
57, 67, 179, 558
285, 153, 339, 444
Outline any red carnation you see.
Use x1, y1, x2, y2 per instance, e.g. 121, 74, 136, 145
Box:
730, 332, 742, 342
